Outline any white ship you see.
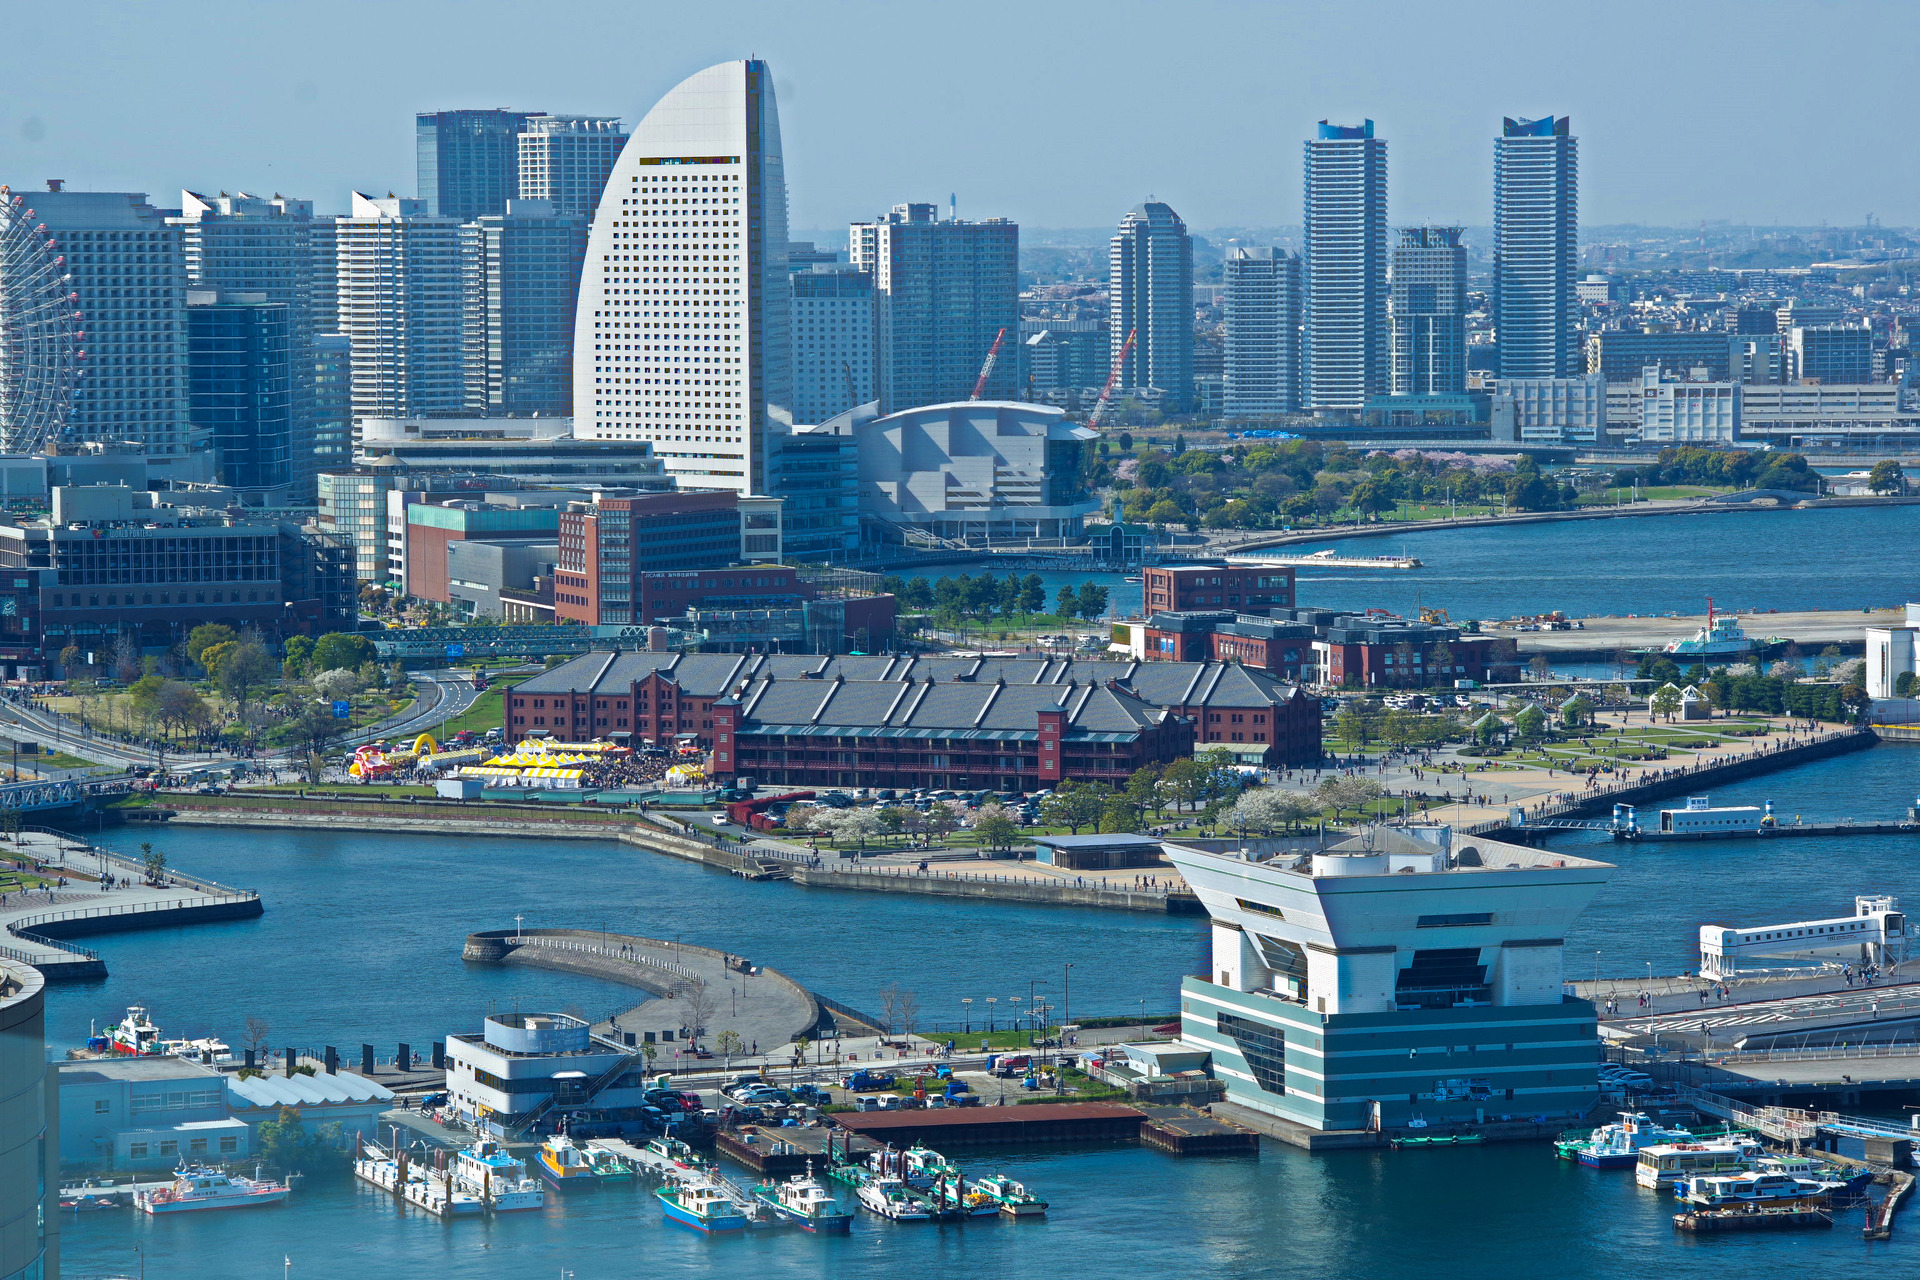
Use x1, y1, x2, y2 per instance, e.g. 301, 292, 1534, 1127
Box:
452, 1138, 544, 1211
1662, 600, 1753, 657
135, 1166, 288, 1214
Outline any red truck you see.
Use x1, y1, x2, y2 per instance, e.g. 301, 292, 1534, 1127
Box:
725, 790, 816, 827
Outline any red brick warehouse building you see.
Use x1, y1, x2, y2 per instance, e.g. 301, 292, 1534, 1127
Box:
1141, 563, 1296, 615
507, 652, 1321, 769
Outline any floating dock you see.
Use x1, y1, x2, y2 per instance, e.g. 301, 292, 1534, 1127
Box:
1137, 1106, 1259, 1156
1674, 1204, 1833, 1232
715, 1129, 815, 1176
830, 1102, 1147, 1147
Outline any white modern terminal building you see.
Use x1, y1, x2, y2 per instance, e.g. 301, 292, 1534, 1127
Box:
1164, 826, 1613, 1134
573, 59, 793, 496
821, 399, 1100, 543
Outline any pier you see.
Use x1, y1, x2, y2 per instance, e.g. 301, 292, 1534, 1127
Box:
462, 927, 829, 1055
830, 1102, 1149, 1147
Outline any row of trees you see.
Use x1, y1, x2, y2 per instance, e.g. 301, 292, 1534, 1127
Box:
1611, 446, 1821, 494
1100, 442, 1583, 534
877, 572, 1111, 624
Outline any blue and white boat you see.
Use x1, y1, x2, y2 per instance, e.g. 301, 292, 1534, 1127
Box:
1557, 1112, 1695, 1169
658, 1167, 751, 1233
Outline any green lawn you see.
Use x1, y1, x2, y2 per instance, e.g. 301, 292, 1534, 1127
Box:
429, 688, 505, 738
1634, 485, 1732, 501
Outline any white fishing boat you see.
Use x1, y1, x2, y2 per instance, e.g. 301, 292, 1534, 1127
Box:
135, 1166, 288, 1214
857, 1175, 936, 1221
971, 1172, 1048, 1216
753, 1169, 853, 1233
452, 1138, 544, 1211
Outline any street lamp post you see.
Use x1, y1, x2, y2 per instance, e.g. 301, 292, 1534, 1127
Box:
1063, 963, 1073, 1065
985, 997, 996, 1033
1007, 995, 1022, 1045
961, 997, 972, 1034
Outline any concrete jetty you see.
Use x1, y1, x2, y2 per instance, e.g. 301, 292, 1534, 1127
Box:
462, 927, 826, 1057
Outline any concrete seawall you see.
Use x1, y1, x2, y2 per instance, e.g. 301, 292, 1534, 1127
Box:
7, 895, 264, 983
789, 865, 1203, 914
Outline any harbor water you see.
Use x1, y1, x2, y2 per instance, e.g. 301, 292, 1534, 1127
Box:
947, 503, 1920, 624
50, 739, 1920, 1277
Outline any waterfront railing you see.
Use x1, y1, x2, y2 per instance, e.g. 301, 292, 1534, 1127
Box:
503, 933, 702, 984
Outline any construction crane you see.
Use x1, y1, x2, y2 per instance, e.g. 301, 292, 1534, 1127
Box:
970, 327, 1008, 400
841, 361, 859, 411
1087, 327, 1137, 431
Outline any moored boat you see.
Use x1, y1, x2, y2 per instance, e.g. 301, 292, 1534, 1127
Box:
971, 1172, 1048, 1216
1634, 1138, 1762, 1188
452, 1138, 544, 1211
753, 1169, 853, 1233
1675, 1171, 1841, 1208
104, 1006, 164, 1056
535, 1132, 600, 1190
1556, 1112, 1695, 1168
658, 1167, 751, 1233
856, 1175, 937, 1221
136, 1166, 288, 1214
1662, 600, 1752, 657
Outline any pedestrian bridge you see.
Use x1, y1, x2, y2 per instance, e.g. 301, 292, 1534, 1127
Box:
0, 778, 130, 813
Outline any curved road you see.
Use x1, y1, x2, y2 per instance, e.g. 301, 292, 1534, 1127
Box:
0, 669, 483, 774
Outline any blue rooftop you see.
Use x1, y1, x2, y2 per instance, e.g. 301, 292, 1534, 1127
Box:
1503, 115, 1570, 138
1316, 120, 1373, 140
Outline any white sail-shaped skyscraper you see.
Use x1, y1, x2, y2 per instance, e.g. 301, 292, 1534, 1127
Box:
573, 60, 791, 495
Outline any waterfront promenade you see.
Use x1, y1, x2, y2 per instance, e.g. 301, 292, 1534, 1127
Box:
0, 830, 262, 979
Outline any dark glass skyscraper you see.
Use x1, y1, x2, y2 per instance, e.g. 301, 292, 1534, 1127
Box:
187, 292, 295, 497
1494, 115, 1579, 378
417, 109, 541, 222
1389, 227, 1467, 397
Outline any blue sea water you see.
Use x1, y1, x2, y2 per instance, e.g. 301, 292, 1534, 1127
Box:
51, 737, 1920, 1279
949, 502, 1920, 623
50, 504, 1920, 1278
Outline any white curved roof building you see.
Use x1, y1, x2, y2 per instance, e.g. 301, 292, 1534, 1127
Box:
573, 60, 792, 495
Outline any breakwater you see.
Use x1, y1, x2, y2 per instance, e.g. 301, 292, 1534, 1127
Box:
790, 863, 1204, 914
463, 926, 828, 1047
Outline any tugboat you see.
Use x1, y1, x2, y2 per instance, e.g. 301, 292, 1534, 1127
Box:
583, 1145, 633, 1184
752, 1166, 854, 1233
535, 1131, 600, 1191
1556, 1112, 1696, 1169
856, 1175, 938, 1221
971, 1172, 1048, 1216
1662, 599, 1753, 658
927, 1174, 1000, 1218
452, 1138, 544, 1211
657, 1166, 751, 1233
136, 1166, 289, 1214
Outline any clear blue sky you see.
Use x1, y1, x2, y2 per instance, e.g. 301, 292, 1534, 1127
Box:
7, 0, 1913, 230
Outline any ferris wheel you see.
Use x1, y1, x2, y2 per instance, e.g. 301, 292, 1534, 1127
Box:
0, 185, 83, 454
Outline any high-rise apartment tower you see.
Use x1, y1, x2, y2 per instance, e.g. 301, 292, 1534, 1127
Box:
335, 193, 466, 424
518, 116, 628, 218
1493, 115, 1578, 378
1223, 247, 1302, 415
850, 203, 1018, 413
1109, 201, 1194, 412
1304, 121, 1389, 410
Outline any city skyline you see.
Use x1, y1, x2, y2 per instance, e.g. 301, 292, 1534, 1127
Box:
9, 1, 1920, 231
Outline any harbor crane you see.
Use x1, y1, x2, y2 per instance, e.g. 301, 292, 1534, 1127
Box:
970, 327, 1007, 400
1087, 327, 1137, 431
